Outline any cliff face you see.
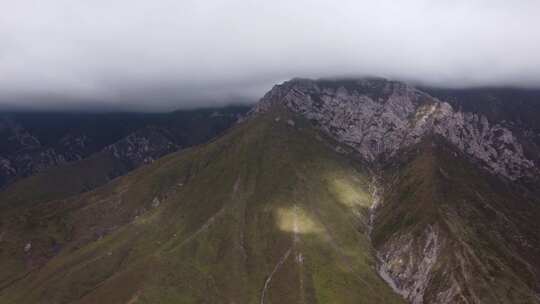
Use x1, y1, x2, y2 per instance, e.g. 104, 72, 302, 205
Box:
254, 78, 536, 181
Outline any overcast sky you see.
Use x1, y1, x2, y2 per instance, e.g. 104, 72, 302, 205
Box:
1, 0, 540, 111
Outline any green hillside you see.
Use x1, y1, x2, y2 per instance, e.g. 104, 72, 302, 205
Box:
0, 107, 404, 303
0, 152, 128, 209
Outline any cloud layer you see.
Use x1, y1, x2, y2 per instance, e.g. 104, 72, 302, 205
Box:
1, 0, 540, 111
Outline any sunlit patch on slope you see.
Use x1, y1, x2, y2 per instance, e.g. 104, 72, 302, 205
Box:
275, 205, 322, 235
328, 176, 371, 210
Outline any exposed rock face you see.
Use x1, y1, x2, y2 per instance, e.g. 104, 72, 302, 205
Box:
369, 180, 447, 304
23, 242, 32, 253
376, 225, 441, 304
104, 127, 178, 168
0, 157, 16, 186
253, 78, 536, 180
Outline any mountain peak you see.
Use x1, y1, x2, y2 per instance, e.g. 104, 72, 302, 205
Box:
253, 78, 536, 181
257, 77, 414, 107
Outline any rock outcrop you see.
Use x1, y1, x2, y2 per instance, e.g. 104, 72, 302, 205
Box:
253, 78, 536, 180
104, 127, 178, 168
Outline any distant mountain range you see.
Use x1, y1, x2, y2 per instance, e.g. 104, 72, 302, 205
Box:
0, 106, 249, 189
0, 80, 539, 304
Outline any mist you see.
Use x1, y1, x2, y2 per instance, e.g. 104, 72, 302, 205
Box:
1, 0, 540, 111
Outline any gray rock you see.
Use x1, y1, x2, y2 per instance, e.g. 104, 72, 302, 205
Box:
252, 78, 536, 180
151, 197, 161, 208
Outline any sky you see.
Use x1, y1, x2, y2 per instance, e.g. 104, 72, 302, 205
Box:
1, 0, 540, 111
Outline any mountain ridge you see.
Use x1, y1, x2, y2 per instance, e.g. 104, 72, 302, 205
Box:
0, 106, 248, 189
1, 78, 540, 303
252, 78, 538, 181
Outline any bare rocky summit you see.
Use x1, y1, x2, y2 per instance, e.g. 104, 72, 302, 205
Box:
254, 78, 536, 180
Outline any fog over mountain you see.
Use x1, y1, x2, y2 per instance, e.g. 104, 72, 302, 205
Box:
1, 0, 540, 111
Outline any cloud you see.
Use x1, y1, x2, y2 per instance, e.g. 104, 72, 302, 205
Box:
1, 0, 539, 111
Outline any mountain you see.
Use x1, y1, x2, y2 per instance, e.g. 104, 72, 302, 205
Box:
422, 87, 540, 173
0, 78, 539, 303
0, 106, 404, 304
254, 79, 540, 302
0, 106, 249, 190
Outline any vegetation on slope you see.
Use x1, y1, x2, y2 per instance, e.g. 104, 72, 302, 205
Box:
0, 106, 404, 303
372, 137, 540, 303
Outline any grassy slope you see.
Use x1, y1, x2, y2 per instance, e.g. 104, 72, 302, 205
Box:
0, 151, 128, 209
0, 152, 131, 289
372, 138, 540, 303
0, 107, 404, 304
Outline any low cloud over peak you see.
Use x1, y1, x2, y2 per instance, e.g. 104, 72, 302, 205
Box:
1, 0, 540, 111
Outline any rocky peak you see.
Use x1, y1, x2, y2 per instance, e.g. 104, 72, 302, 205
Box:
253, 78, 536, 180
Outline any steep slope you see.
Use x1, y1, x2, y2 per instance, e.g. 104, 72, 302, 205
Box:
421, 87, 540, 180
253, 78, 537, 181
252, 78, 540, 303
0, 106, 404, 303
372, 139, 540, 303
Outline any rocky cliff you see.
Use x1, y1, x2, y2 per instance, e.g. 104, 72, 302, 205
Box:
253, 78, 537, 181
